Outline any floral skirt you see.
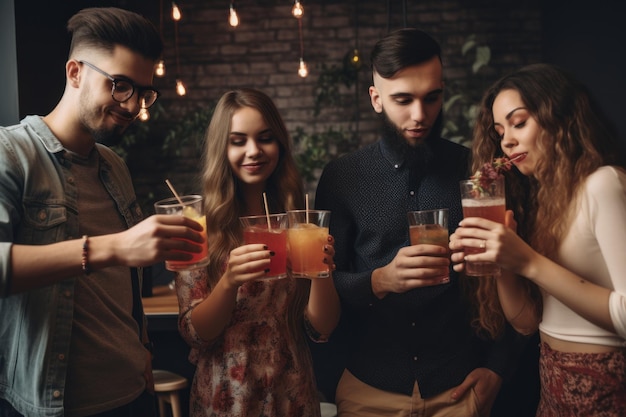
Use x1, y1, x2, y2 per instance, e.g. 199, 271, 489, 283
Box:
537, 342, 626, 417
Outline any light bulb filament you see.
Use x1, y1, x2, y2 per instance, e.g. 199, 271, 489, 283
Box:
172, 2, 182, 21
155, 60, 166, 77
229, 5, 239, 27
298, 58, 308, 78
176, 79, 187, 96
292, 0, 304, 18
138, 108, 150, 122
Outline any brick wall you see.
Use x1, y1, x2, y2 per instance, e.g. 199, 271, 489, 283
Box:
130, 0, 542, 209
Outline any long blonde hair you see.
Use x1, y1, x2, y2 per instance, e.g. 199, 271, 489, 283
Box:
200, 88, 308, 339
469, 63, 623, 338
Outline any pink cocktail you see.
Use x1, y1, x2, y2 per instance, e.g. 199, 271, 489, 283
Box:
460, 176, 506, 276
240, 213, 288, 280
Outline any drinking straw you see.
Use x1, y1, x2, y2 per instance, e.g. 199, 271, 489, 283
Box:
165, 179, 184, 205
305, 193, 310, 223
262, 192, 272, 231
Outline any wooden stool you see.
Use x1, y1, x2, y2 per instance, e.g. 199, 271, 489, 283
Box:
153, 369, 188, 417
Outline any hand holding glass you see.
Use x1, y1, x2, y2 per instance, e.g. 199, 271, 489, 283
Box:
287, 210, 331, 279
407, 208, 450, 284
459, 176, 506, 276
154, 194, 209, 271
239, 213, 288, 280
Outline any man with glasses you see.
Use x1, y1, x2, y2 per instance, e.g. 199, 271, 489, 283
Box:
0, 7, 205, 417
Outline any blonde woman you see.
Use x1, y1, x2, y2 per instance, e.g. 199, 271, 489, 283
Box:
175, 88, 340, 416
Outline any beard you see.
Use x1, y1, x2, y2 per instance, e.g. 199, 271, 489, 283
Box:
78, 90, 132, 147
379, 109, 443, 173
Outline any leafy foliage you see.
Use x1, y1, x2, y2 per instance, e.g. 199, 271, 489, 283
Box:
442, 35, 492, 146
292, 126, 354, 183
161, 104, 215, 156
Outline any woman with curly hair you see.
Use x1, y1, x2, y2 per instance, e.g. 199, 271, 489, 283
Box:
450, 63, 626, 416
175, 88, 340, 416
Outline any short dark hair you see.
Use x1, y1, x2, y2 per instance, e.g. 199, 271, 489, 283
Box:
371, 28, 441, 79
67, 7, 163, 61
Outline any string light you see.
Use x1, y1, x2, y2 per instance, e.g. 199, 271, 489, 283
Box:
138, 108, 151, 122
173, 2, 187, 96
171, 2, 182, 21
293, 2, 308, 78
292, 0, 304, 19
298, 58, 309, 78
155, 0, 166, 77
175, 79, 187, 96
229, 3, 239, 27
155, 59, 166, 77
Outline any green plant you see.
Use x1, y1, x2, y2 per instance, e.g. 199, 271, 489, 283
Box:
161, 104, 216, 156
443, 35, 492, 146
313, 50, 360, 116
292, 126, 354, 183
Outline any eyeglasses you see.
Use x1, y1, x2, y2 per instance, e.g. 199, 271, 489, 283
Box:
79, 60, 160, 109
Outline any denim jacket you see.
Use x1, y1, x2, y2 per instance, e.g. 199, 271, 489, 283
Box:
0, 116, 144, 417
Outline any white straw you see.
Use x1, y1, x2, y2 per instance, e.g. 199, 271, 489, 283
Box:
262, 192, 272, 231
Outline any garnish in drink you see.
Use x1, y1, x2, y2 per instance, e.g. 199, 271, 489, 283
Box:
469, 155, 520, 195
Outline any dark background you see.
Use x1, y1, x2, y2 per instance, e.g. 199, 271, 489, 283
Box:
13, 0, 626, 145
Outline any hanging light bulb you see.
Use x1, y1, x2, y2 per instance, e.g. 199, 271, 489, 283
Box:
155, 59, 166, 77
229, 3, 239, 27
175, 78, 187, 96
350, 49, 360, 66
138, 108, 150, 122
292, 0, 304, 18
171, 2, 182, 21
297, 58, 308, 78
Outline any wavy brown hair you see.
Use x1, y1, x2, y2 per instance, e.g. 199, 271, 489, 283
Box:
469, 63, 623, 338
200, 88, 308, 341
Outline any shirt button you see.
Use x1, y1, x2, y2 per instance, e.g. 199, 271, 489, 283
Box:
53, 390, 61, 398
409, 191, 415, 196
64, 291, 71, 298
38, 210, 47, 221
394, 164, 399, 169
411, 322, 416, 326
413, 356, 418, 361
58, 354, 65, 361
67, 177, 75, 184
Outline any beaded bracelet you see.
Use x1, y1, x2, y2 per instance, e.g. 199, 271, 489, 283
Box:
81, 235, 91, 275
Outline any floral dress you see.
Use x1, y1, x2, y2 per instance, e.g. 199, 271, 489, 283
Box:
176, 268, 322, 417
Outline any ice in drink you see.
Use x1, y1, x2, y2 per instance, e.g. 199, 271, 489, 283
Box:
287, 223, 330, 278
166, 212, 210, 270
154, 195, 210, 271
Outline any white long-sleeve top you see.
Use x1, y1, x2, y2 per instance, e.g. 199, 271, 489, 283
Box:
539, 166, 626, 346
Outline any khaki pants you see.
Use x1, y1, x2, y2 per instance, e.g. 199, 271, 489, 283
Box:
336, 369, 482, 417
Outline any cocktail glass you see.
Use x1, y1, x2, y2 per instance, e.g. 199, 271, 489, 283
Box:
239, 213, 288, 280
287, 210, 331, 279
407, 208, 450, 284
459, 176, 505, 276
154, 194, 209, 271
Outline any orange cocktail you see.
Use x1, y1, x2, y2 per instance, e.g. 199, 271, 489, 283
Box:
407, 208, 450, 284
287, 210, 331, 279
154, 195, 210, 271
